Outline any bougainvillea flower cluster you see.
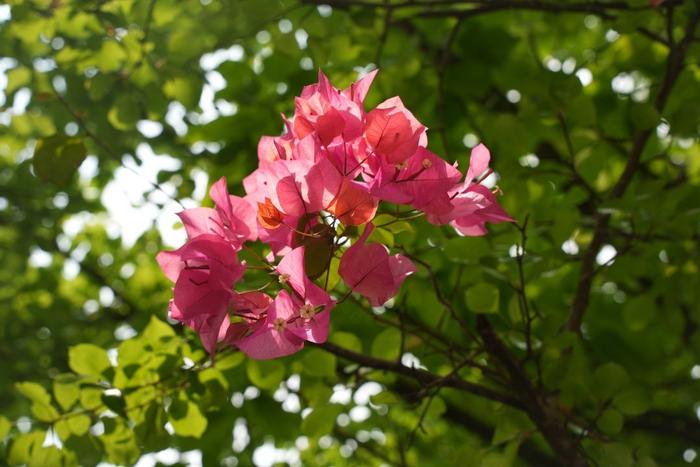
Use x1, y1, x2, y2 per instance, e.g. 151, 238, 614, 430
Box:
158, 70, 510, 359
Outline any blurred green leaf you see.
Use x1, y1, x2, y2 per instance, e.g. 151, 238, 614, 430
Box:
465, 283, 499, 314
32, 134, 87, 187
69, 344, 112, 377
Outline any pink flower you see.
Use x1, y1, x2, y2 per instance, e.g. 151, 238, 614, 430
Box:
369, 147, 461, 215
291, 70, 370, 145
339, 223, 416, 306
178, 177, 257, 249
426, 144, 512, 235
364, 96, 427, 166
275, 246, 334, 343
237, 247, 334, 359
157, 234, 246, 353
341, 69, 378, 106
157, 70, 511, 359
236, 291, 306, 359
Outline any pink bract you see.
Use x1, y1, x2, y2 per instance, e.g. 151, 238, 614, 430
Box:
339, 224, 416, 307
157, 69, 511, 359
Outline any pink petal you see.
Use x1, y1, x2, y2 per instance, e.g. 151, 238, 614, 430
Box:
178, 207, 219, 240
237, 328, 304, 360
339, 224, 415, 306
288, 309, 330, 344
342, 69, 378, 104
327, 179, 378, 226
466, 143, 491, 185
364, 96, 426, 165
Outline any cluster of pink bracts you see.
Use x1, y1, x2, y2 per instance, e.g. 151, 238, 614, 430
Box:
157, 70, 510, 360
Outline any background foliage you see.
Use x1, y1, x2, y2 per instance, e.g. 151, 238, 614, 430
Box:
1, 0, 699, 465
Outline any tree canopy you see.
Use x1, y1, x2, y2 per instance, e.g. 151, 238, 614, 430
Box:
1, 0, 700, 466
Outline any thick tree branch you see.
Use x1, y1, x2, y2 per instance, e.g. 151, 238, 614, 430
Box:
317, 341, 523, 409
476, 316, 589, 467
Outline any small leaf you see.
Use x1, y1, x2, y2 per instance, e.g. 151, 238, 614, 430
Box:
69, 344, 111, 377
32, 134, 87, 187
301, 403, 342, 437
80, 386, 104, 410
5, 66, 31, 95
53, 374, 81, 411
214, 351, 245, 370
30, 445, 63, 467
371, 328, 401, 360
597, 408, 624, 435
107, 94, 140, 130
246, 359, 284, 390
101, 393, 126, 415
163, 76, 200, 109
302, 348, 336, 378
15, 382, 51, 405
465, 283, 499, 313
330, 331, 362, 354
168, 393, 207, 438
0, 415, 11, 439
370, 391, 401, 405
613, 387, 651, 416
8, 431, 45, 465
593, 362, 629, 400
64, 414, 91, 436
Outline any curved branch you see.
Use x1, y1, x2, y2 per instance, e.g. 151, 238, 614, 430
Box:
316, 341, 523, 409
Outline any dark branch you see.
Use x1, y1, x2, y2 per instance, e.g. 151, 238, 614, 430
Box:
317, 341, 523, 409
565, 9, 699, 333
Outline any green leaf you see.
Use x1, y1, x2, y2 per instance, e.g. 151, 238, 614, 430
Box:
0, 415, 11, 439
214, 351, 245, 370
163, 76, 200, 109
597, 408, 624, 435
94, 40, 127, 73
597, 443, 634, 467
330, 331, 362, 354
492, 408, 534, 445
8, 431, 45, 465
5, 66, 31, 95
465, 283, 499, 313
142, 315, 177, 351
630, 103, 659, 132
67, 414, 91, 436
198, 368, 229, 410
15, 383, 58, 422
168, 393, 207, 438
370, 391, 401, 405
301, 403, 342, 437
368, 225, 394, 248
101, 392, 126, 415
302, 348, 336, 378
29, 446, 63, 467
53, 374, 81, 411
107, 94, 140, 130
69, 344, 111, 377
444, 237, 490, 261
15, 382, 51, 405
56, 414, 91, 438
80, 386, 104, 410
371, 328, 401, 360
32, 134, 87, 187
592, 362, 629, 400
613, 387, 651, 416
246, 359, 284, 390
87, 73, 118, 101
